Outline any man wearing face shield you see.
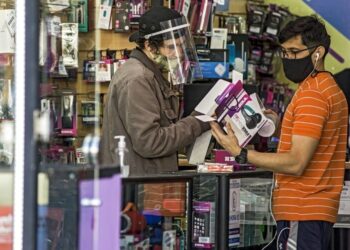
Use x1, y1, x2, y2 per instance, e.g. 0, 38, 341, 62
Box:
210, 16, 348, 249
99, 6, 209, 175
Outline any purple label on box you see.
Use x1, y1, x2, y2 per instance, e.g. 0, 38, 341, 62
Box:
214, 80, 251, 121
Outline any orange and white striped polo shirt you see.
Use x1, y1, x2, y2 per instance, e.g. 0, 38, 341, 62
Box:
273, 72, 348, 223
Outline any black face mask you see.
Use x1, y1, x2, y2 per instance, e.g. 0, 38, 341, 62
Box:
282, 54, 315, 83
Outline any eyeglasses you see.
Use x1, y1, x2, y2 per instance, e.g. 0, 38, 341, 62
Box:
277, 45, 318, 59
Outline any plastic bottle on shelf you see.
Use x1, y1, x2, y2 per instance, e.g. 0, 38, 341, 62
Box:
114, 135, 129, 177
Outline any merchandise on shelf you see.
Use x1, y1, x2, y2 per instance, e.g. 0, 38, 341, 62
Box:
115, 0, 131, 33
98, 0, 113, 30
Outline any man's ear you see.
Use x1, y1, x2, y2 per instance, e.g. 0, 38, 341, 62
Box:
315, 46, 326, 60
144, 40, 157, 54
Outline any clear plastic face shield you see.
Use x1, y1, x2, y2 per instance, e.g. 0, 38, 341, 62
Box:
144, 16, 202, 85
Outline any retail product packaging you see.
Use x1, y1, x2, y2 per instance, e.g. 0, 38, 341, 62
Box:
197, 162, 233, 173
83, 60, 96, 82
227, 35, 249, 78
215, 0, 229, 12
0, 9, 15, 53
95, 60, 112, 82
69, 0, 89, 32
0, 173, 14, 250
61, 23, 79, 68
212, 149, 256, 171
162, 230, 176, 250
198, 61, 229, 79
175, 0, 191, 17
189, 2, 200, 33
0, 121, 14, 165
210, 28, 228, 49
192, 201, 215, 248
196, 0, 212, 34
115, 0, 131, 32
0, 79, 14, 120
247, 9, 265, 35
264, 10, 282, 37
46, 0, 70, 13
79, 174, 121, 250
39, 19, 47, 67
229, 179, 240, 247
98, 0, 113, 30
194, 72, 273, 147
129, 0, 147, 23
75, 147, 87, 164
133, 238, 150, 249
142, 183, 186, 217
40, 98, 58, 135
57, 93, 77, 137
37, 173, 50, 250
0, 206, 12, 250
337, 181, 350, 222
44, 16, 61, 73
81, 101, 100, 125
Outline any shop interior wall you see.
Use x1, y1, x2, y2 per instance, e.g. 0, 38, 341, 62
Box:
265, 0, 350, 74
62, 0, 350, 147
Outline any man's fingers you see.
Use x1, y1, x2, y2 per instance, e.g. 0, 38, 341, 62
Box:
226, 122, 235, 136
210, 122, 221, 140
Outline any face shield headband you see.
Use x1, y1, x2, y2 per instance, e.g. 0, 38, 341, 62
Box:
144, 17, 202, 85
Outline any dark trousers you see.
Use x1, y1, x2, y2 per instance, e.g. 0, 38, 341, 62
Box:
264, 220, 333, 250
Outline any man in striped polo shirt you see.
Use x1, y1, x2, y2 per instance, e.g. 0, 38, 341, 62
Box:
211, 16, 348, 250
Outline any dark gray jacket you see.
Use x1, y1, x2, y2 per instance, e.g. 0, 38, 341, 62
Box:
99, 48, 208, 175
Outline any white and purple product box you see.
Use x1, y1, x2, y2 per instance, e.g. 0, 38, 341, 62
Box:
192, 201, 216, 249
195, 75, 269, 147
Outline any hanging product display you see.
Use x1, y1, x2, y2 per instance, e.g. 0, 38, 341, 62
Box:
81, 100, 100, 125
95, 60, 112, 82
57, 92, 77, 137
115, 0, 131, 32
196, 0, 212, 34
45, 0, 70, 13
0, 9, 15, 54
130, 0, 147, 21
98, 0, 113, 30
69, 0, 89, 32
61, 23, 79, 68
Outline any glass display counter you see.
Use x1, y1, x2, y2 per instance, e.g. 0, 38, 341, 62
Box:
122, 170, 273, 250
36, 167, 274, 249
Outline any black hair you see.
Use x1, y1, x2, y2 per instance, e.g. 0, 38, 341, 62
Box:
278, 15, 331, 56
135, 36, 164, 51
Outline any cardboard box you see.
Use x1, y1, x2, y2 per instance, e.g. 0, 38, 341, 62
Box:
186, 130, 212, 165
195, 73, 270, 147
198, 61, 229, 79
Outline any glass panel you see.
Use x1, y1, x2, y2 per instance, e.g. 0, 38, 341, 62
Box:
122, 181, 190, 249
192, 176, 218, 249
239, 177, 274, 248
36, 0, 145, 248
0, 0, 15, 249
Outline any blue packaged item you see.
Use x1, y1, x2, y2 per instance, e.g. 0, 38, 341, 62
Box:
196, 62, 229, 79
228, 43, 236, 66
